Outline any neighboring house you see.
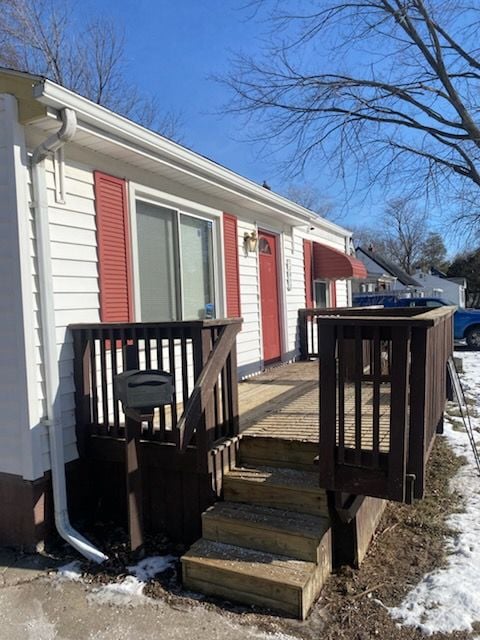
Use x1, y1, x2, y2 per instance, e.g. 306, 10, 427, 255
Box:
354, 245, 467, 307
414, 269, 467, 307
0, 68, 367, 549
354, 246, 421, 292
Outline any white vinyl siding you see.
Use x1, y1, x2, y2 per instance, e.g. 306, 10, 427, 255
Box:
0, 95, 41, 480
236, 218, 262, 377
36, 155, 100, 469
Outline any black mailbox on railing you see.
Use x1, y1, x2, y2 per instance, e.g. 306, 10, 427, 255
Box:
114, 369, 174, 418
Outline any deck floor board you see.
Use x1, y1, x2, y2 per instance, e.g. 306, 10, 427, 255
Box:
239, 362, 391, 452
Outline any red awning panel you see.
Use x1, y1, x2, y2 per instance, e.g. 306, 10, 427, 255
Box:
313, 242, 367, 280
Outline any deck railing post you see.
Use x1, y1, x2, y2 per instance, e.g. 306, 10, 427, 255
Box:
408, 326, 427, 499
191, 326, 207, 471
72, 329, 91, 457
388, 326, 411, 502
318, 321, 338, 490
227, 344, 240, 436
197, 327, 216, 472
298, 310, 308, 360
123, 343, 145, 555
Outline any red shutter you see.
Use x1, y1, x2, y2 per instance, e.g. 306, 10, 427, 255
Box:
223, 213, 241, 317
94, 171, 133, 322
330, 281, 337, 307
304, 240, 313, 308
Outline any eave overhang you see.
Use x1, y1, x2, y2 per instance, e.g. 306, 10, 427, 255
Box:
27, 77, 351, 235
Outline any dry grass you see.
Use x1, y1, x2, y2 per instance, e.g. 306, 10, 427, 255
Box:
312, 437, 469, 640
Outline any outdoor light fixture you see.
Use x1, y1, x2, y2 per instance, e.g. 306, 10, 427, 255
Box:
243, 230, 258, 254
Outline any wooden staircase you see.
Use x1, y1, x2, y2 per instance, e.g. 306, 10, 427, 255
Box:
181, 435, 332, 619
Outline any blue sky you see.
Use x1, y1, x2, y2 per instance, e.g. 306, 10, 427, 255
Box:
83, 2, 274, 172
78, 0, 445, 237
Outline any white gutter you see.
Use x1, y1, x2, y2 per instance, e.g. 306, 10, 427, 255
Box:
31, 108, 107, 564
32, 78, 351, 237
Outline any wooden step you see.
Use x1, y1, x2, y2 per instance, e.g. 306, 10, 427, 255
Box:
181, 539, 329, 619
239, 435, 318, 471
202, 501, 331, 563
223, 465, 329, 517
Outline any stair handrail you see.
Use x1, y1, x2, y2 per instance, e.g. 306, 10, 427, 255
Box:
177, 321, 242, 452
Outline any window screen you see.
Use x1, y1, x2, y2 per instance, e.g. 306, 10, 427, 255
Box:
180, 215, 215, 319
136, 201, 178, 321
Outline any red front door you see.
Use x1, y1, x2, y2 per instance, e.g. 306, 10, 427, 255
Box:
259, 231, 282, 363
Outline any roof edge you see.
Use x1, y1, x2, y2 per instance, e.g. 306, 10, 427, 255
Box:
356, 246, 421, 287
27, 76, 351, 237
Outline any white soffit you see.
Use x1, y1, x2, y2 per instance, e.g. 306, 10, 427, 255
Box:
32, 79, 351, 236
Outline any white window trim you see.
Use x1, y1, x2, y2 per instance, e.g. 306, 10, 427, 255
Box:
313, 279, 330, 308
127, 182, 225, 322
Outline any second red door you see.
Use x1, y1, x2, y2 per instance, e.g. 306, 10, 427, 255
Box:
258, 231, 282, 363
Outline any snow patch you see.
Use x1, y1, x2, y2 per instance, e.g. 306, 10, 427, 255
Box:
88, 575, 146, 607
389, 351, 480, 635
127, 555, 176, 582
88, 554, 176, 607
55, 560, 83, 582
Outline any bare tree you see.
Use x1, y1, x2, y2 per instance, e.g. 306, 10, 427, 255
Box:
226, 1, 480, 229
381, 199, 427, 274
351, 225, 389, 255
284, 183, 339, 221
0, 0, 182, 139
415, 231, 449, 272
353, 198, 447, 273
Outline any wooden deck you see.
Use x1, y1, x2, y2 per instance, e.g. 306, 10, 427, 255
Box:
239, 361, 391, 452
71, 306, 453, 558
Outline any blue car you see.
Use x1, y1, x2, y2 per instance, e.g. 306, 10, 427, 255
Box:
352, 294, 480, 348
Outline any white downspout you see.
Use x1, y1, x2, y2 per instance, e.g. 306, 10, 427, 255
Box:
31, 108, 107, 563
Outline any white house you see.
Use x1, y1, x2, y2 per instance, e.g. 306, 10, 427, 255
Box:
0, 68, 367, 551
414, 270, 466, 307
354, 246, 421, 292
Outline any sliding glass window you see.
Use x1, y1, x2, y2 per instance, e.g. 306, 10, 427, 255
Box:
135, 200, 216, 321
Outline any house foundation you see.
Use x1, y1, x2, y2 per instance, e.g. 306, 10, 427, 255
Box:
0, 461, 88, 551
0, 471, 52, 551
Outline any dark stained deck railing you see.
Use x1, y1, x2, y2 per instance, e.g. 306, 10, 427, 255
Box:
299, 306, 454, 503
70, 318, 243, 546
70, 318, 242, 465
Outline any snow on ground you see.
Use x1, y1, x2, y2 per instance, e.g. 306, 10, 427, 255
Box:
54, 554, 177, 607
87, 575, 147, 607
55, 560, 83, 582
389, 351, 480, 635
87, 556, 177, 606
88, 555, 177, 607
127, 555, 176, 582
